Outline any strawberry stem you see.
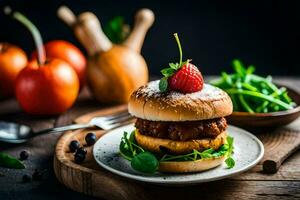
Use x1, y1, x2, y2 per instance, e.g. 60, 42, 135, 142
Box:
173, 33, 183, 67
4, 6, 46, 66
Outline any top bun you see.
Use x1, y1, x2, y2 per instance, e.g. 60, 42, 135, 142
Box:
128, 80, 232, 121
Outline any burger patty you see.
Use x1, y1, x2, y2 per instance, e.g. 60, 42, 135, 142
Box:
135, 117, 227, 141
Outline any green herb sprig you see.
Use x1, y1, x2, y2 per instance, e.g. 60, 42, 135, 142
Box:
120, 131, 158, 173
103, 16, 130, 44
0, 152, 25, 169
159, 33, 191, 92
210, 59, 296, 113
119, 131, 235, 173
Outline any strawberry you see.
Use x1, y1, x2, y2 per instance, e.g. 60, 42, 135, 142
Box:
168, 63, 203, 93
159, 33, 204, 93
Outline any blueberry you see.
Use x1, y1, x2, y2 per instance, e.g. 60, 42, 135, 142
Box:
20, 150, 29, 160
22, 174, 31, 183
74, 153, 86, 164
69, 140, 80, 152
76, 147, 87, 155
85, 132, 96, 146
32, 169, 43, 181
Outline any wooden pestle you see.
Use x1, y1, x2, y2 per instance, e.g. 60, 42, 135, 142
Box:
122, 8, 154, 53
57, 6, 112, 56
57, 6, 94, 55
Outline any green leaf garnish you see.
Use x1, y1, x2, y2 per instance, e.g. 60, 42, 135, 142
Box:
159, 77, 168, 92
119, 131, 236, 173
0, 152, 25, 169
210, 59, 296, 113
226, 136, 234, 155
131, 152, 159, 174
225, 157, 235, 169
224, 136, 235, 168
103, 16, 130, 44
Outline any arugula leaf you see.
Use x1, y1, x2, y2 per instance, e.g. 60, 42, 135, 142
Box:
232, 59, 247, 77
225, 157, 235, 169
129, 130, 136, 143
119, 132, 134, 160
226, 136, 234, 156
224, 136, 235, 168
131, 152, 159, 174
0, 152, 25, 169
199, 152, 213, 159
211, 59, 295, 113
159, 77, 168, 92
199, 148, 214, 159
246, 65, 256, 75
119, 131, 236, 173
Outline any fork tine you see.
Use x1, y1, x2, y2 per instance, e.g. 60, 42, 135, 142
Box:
108, 118, 135, 130
103, 115, 131, 124
102, 111, 130, 120
108, 115, 135, 125
90, 111, 134, 130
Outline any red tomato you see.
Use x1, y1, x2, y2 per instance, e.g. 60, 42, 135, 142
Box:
32, 40, 86, 87
0, 43, 27, 97
15, 58, 79, 115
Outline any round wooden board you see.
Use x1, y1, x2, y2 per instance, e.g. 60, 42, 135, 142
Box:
54, 104, 300, 199
53, 104, 150, 200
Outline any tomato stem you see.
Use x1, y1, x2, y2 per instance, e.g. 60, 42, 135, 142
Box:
4, 6, 46, 66
0, 43, 9, 53
173, 33, 183, 67
0, 44, 4, 53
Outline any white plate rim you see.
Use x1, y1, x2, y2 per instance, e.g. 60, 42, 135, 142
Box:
93, 124, 264, 185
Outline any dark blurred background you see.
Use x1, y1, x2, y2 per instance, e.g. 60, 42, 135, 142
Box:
0, 0, 299, 76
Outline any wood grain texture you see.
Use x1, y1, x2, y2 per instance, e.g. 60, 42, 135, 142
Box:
54, 105, 150, 200
260, 124, 300, 173
232, 152, 300, 180
1, 77, 300, 200
54, 105, 300, 199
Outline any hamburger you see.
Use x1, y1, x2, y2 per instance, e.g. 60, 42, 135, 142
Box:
119, 33, 234, 173
126, 80, 233, 173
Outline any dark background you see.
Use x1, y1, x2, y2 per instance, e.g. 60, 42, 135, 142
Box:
0, 0, 299, 76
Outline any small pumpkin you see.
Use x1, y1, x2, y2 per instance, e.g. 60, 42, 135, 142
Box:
88, 45, 148, 103
58, 6, 154, 103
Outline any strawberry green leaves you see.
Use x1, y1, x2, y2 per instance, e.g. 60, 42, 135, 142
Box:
169, 63, 180, 70
159, 77, 168, 92
161, 67, 176, 77
159, 33, 190, 92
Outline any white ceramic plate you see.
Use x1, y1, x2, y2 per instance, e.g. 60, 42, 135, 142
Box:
93, 124, 264, 185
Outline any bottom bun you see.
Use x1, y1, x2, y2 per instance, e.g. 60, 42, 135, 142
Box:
135, 129, 227, 155
159, 156, 226, 173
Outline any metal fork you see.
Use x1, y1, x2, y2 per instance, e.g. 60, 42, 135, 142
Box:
0, 111, 134, 143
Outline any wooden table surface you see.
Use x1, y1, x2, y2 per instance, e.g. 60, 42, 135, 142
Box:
0, 77, 299, 200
